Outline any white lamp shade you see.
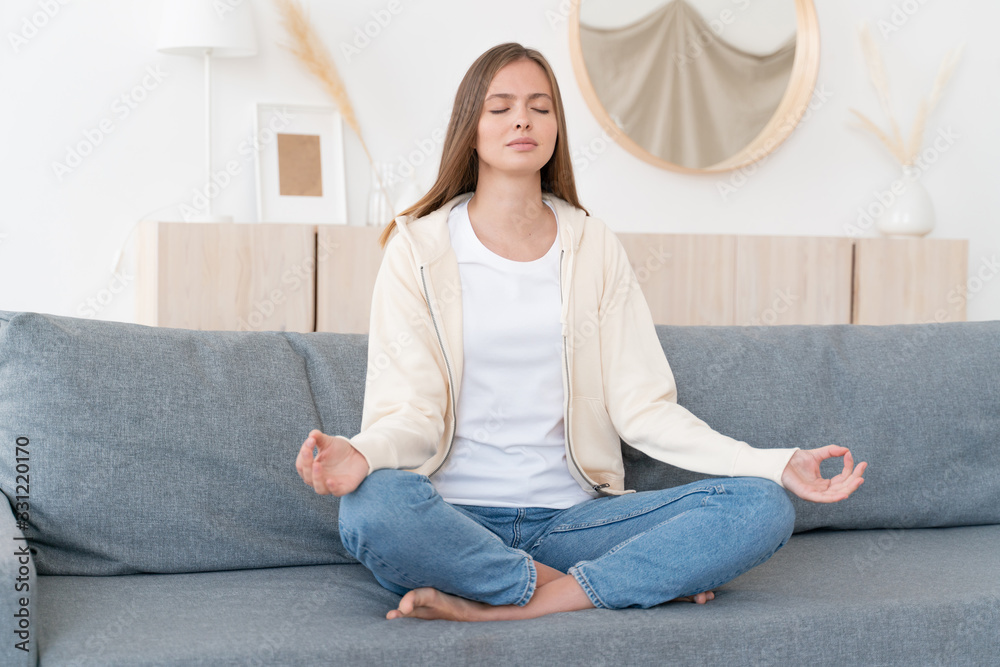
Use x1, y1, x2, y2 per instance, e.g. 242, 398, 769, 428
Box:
157, 0, 258, 58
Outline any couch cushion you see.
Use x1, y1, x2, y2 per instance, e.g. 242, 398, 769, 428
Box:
626, 321, 1000, 532
35, 525, 1000, 666
3, 311, 999, 578
0, 311, 359, 575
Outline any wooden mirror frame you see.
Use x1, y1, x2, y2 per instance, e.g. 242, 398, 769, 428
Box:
568, 0, 821, 174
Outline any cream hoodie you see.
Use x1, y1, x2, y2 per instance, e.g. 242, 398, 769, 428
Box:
346, 192, 799, 496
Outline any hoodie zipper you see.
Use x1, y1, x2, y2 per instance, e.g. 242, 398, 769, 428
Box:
421, 265, 456, 477
560, 248, 609, 494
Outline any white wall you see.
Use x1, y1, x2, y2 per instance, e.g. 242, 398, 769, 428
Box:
1, 0, 997, 323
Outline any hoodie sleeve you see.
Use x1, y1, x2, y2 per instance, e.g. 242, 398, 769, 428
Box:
344, 232, 447, 476
597, 226, 799, 488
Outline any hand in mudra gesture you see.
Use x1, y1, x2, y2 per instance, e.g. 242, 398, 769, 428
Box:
295, 429, 369, 496
781, 445, 867, 503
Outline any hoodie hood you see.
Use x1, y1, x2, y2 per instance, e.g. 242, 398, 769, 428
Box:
389, 192, 587, 267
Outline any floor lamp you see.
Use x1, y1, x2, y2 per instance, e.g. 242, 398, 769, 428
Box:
157, 0, 258, 223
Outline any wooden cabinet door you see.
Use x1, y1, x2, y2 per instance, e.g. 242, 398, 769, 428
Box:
735, 236, 854, 325
315, 226, 385, 333
616, 234, 853, 325
616, 233, 737, 325
853, 238, 969, 324
136, 221, 316, 332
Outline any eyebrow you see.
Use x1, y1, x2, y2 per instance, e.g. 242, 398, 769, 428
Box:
485, 93, 552, 102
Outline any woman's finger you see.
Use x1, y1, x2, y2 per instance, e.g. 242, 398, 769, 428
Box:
832, 461, 867, 498
294, 442, 305, 479
841, 459, 866, 487
834, 449, 854, 480
298, 437, 317, 486
311, 458, 331, 495
822, 444, 849, 460
310, 430, 331, 452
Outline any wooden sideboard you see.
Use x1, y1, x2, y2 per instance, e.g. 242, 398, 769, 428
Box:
136, 222, 317, 332
135, 221, 968, 332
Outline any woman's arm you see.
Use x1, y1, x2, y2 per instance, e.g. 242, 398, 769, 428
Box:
597, 226, 799, 487
339, 233, 449, 476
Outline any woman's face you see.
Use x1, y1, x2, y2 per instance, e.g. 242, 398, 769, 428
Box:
475, 59, 558, 179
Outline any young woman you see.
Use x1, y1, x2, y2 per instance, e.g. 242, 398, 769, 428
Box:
294, 42, 866, 622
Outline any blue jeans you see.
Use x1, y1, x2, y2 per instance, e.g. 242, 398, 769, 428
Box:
337, 469, 795, 610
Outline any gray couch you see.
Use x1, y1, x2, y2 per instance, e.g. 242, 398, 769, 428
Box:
1, 309, 997, 666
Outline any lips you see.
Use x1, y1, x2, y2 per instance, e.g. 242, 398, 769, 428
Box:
507, 138, 537, 146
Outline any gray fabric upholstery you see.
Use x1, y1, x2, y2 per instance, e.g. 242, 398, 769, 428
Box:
2, 310, 999, 665
3, 311, 1000, 577
36, 526, 1000, 666
0, 311, 356, 576
633, 322, 1000, 532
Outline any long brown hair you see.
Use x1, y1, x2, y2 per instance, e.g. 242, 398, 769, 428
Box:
376, 42, 589, 250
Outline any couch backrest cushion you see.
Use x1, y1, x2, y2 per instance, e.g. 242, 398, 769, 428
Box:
624, 322, 1000, 532
3, 312, 998, 577
0, 311, 362, 575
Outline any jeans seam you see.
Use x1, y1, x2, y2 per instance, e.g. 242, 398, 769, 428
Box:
550, 488, 714, 532
563, 508, 703, 607
685, 488, 793, 596
512, 508, 524, 550
360, 546, 427, 590
338, 521, 357, 558
340, 521, 425, 590
569, 565, 608, 609
589, 507, 697, 562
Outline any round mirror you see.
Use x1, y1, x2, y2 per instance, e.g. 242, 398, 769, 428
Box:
569, 0, 820, 173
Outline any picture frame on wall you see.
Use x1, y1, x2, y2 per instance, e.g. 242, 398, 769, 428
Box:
253, 103, 348, 224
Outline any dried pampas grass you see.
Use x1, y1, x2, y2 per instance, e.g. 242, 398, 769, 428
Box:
273, 0, 390, 214
849, 22, 964, 167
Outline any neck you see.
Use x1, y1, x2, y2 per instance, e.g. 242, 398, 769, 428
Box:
468, 169, 550, 239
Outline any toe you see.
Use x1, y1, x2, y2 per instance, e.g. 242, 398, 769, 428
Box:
398, 591, 417, 615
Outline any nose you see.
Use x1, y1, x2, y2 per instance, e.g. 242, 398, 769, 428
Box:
515, 106, 530, 130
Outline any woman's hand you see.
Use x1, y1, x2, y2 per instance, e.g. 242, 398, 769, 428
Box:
780, 445, 867, 503
295, 429, 369, 496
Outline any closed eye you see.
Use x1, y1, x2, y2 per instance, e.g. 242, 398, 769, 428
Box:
489, 109, 551, 114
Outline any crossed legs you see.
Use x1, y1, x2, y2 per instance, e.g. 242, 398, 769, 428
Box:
337, 470, 792, 621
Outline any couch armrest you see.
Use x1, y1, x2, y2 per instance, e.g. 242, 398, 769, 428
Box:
0, 495, 37, 666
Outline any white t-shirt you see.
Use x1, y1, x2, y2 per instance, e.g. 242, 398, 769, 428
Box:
428, 198, 595, 508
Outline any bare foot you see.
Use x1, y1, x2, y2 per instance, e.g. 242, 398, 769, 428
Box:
672, 590, 715, 604
386, 587, 495, 621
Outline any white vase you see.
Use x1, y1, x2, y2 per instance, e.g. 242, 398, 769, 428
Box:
875, 165, 935, 237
